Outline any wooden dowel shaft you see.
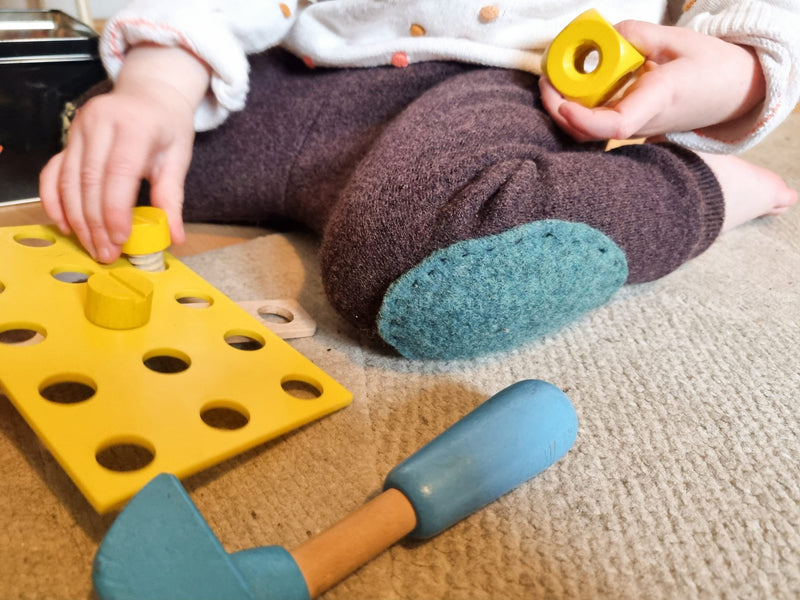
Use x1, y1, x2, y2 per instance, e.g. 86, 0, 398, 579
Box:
290, 488, 417, 598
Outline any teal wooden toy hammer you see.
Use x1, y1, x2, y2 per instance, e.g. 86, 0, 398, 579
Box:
93, 379, 578, 599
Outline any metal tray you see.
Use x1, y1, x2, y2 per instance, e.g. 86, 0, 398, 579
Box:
0, 9, 99, 63
1, 10, 105, 204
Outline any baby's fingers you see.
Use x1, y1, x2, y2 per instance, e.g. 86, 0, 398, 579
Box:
148, 139, 194, 246
79, 122, 120, 262
538, 77, 598, 142
51, 122, 154, 263
98, 132, 160, 258
554, 64, 670, 141
39, 152, 69, 234
55, 129, 105, 260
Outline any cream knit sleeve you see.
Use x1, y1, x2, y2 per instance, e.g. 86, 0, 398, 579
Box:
99, 0, 298, 131
668, 0, 800, 153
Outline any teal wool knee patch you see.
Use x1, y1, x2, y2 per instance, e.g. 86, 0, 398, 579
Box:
377, 220, 628, 360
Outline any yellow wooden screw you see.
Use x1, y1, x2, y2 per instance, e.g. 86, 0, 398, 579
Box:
122, 206, 171, 272
85, 268, 154, 330
543, 9, 645, 108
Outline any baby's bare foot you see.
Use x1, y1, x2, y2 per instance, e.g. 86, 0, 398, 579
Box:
699, 152, 797, 232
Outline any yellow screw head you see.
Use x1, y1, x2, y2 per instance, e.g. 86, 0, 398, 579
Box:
121, 206, 171, 256
85, 268, 154, 330
543, 9, 645, 108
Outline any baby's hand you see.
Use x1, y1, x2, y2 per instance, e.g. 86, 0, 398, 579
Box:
40, 85, 194, 262
540, 21, 766, 143
39, 45, 209, 263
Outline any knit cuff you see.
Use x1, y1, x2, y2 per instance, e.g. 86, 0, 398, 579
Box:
664, 143, 725, 261
100, 11, 249, 131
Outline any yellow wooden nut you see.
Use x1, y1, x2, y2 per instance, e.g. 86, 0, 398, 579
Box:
121, 206, 171, 256
85, 268, 154, 330
543, 9, 645, 108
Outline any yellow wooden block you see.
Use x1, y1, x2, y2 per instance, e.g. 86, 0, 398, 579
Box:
543, 9, 645, 108
0, 224, 352, 513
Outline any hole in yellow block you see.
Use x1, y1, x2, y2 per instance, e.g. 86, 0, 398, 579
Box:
96, 438, 155, 472
282, 377, 323, 400
575, 44, 600, 74
40, 376, 97, 404
201, 401, 250, 430
0, 323, 46, 346
225, 330, 266, 351
143, 349, 191, 374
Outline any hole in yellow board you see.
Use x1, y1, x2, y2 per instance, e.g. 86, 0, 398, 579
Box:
0, 324, 46, 346
175, 292, 214, 309
40, 378, 96, 404
201, 402, 250, 430
96, 439, 155, 472
282, 378, 322, 400
225, 330, 265, 351
143, 350, 191, 374
14, 234, 56, 248
51, 268, 93, 284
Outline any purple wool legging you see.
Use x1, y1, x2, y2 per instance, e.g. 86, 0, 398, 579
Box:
180, 49, 724, 357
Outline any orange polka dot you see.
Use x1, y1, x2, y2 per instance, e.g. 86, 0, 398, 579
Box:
410, 23, 426, 37
302, 55, 315, 69
479, 5, 500, 23
391, 52, 409, 68
279, 3, 292, 18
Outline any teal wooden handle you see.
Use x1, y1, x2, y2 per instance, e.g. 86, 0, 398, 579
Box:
383, 379, 578, 538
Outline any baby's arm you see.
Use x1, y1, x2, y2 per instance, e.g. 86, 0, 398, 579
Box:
539, 21, 766, 144
39, 45, 210, 263
40, 1, 299, 262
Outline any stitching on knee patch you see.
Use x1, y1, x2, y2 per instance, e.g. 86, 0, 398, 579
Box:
377, 220, 628, 360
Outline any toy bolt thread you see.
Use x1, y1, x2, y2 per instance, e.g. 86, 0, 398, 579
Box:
126, 251, 166, 272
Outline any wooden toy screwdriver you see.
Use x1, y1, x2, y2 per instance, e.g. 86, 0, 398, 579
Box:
93, 379, 578, 600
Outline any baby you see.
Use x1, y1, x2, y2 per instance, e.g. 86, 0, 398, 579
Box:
39, 1, 798, 359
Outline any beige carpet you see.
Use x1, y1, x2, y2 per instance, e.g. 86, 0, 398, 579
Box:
2, 113, 799, 599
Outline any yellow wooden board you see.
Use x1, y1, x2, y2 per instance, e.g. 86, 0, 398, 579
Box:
0, 224, 352, 513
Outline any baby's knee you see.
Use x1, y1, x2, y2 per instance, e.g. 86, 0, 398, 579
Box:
319, 196, 429, 330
